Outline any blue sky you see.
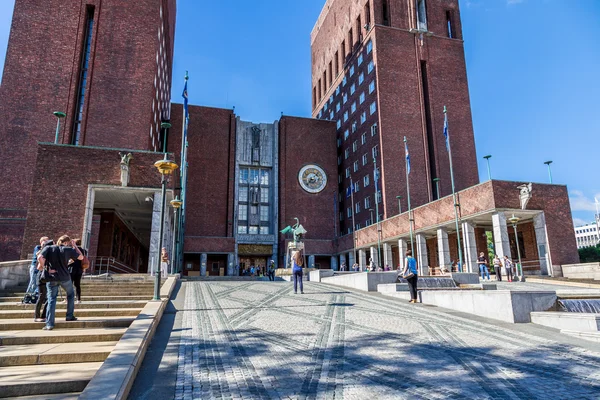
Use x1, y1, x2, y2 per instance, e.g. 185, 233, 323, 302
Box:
0, 0, 598, 226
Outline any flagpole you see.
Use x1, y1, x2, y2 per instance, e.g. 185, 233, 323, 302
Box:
444, 106, 464, 272
373, 156, 382, 269
350, 176, 357, 267
178, 71, 189, 273
404, 136, 414, 253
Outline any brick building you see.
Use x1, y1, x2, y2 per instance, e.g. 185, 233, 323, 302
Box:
0, 0, 579, 276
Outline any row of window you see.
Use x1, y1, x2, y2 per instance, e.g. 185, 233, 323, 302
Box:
576, 226, 598, 234
321, 71, 376, 124
238, 225, 270, 235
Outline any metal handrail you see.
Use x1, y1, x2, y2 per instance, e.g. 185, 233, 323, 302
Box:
84, 256, 137, 280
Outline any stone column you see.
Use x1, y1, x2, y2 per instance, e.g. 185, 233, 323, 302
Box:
398, 239, 407, 271
330, 256, 338, 271
533, 212, 551, 276
348, 252, 355, 269
358, 249, 367, 271
369, 246, 379, 268
383, 243, 393, 270
227, 253, 234, 276
339, 253, 347, 270
200, 253, 207, 276
462, 221, 478, 274
415, 234, 429, 275
437, 228, 451, 273
492, 212, 512, 261
149, 191, 162, 275
308, 255, 315, 269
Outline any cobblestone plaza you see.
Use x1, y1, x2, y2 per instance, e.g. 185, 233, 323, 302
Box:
131, 281, 600, 399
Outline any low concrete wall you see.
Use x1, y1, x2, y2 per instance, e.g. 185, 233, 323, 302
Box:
0, 260, 30, 290
451, 273, 480, 285
383, 290, 556, 323
531, 312, 600, 332
562, 263, 600, 280
321, 272, 398, 292
308, 269, 334, 282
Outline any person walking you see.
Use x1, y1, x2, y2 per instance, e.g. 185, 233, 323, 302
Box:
493, 255, 502, 282
69, 239, 88, 304
503, 255, 514, 282
37, 236, 84, 330
478, 252, 491, 281
401, 250, 419, 303
25, 236, 48, 302
292, 251, 304, 294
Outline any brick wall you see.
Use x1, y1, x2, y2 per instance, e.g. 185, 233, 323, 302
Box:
0, 0, 175, 245
278, 116, 338, 256
21, 144, 166, 259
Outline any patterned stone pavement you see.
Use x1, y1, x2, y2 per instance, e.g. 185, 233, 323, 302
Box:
174, 281, 600, 399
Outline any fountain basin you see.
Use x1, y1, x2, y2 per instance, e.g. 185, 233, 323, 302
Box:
531, 312, 600, 332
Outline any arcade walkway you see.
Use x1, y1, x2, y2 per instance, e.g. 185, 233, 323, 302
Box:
130, 281, 600, 399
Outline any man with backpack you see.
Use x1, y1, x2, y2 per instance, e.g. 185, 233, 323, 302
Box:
37, 235, 85, 330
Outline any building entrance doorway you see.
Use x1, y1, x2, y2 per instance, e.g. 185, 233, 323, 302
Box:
238, 257, 268, 276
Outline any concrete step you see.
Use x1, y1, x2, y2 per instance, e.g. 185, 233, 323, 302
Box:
0, 295, 153, 302
561, 330, 600, 343
0, 341, 117, 367
0, 361, 102, 398
0, 327, 127, 345
0, 308, 142, 319
0, 289, 155, 297
0, 300, 148, 310
0, 316, 135, 331
8, 393, 80, 400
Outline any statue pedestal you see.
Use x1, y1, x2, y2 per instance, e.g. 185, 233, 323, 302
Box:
286, 241, 305, 269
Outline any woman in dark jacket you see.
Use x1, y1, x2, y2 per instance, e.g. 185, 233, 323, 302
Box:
69, 238, 87, 304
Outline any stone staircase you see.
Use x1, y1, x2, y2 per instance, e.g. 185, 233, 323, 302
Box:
0, 276, 157, 399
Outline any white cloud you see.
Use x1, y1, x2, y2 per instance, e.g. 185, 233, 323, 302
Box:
569, 190, 600, 212
573, 217, 588, 227
507, 0, 524, 4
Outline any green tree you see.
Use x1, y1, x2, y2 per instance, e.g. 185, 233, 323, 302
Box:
578, 244, 600, 263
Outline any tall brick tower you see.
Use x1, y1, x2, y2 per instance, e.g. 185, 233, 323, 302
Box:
311, 0, 478, 235
0, 0, 176, 260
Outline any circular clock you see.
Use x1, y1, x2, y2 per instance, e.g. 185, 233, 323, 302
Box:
298, 164, 327, 194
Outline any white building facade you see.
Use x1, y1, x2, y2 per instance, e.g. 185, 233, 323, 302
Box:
575, 220, 600, 249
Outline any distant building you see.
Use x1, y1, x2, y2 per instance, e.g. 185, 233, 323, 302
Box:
575, 221, 600, 249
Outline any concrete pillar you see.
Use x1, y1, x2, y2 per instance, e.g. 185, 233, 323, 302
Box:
330, 256, 338, 271
492, 212, 512, 261
383, 243, 393, 270
462, 221, 478, 274
348, 252, 355, 269
308, 255, 315, 269
415, 234, 429, 275
398, 239, 407, 271
369, 246, 379, 268
339, 253, 347, 270
358, 249, 367, 271
200, 253, 207, 276
533, 212, 552, 276
437, 228, 451, 272
149, 191, 162, 275
227, 253, 234, 276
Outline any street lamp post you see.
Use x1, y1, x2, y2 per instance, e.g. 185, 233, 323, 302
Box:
396, 195, 402, 214
483, 155, 492, 180
161, 122, 172, 153
153, 157, 179, 301
508, 214, 525, 282
170, 196, 182, 274
53, 112, 66, 144
544, 161, 553, 184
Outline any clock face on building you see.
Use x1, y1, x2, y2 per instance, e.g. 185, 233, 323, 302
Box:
298, 165, 327, 194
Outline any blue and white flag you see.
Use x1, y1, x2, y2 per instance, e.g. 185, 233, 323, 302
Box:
405, 140, 411, 174
443, 112, 449, 152
182, 73, 189, 130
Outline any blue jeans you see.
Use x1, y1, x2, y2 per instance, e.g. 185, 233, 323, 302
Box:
479, 264, 490, 280
46, 280, 75, 328
26, 265, 38, 294
293, 268, 303, 293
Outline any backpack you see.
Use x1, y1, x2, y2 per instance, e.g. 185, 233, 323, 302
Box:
22, 292, 38, 305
